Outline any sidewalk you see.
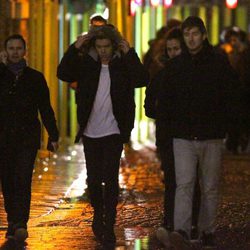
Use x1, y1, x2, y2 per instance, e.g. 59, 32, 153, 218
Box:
0, 145, 249, 249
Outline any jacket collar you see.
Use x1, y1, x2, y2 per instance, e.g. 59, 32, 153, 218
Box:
88, 47, 121, 62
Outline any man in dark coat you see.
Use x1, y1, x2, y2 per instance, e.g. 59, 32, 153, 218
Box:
57, 25, 148, 248
0, 34, 59, 242
155, 17, 240, 249
145, 27, 201, 248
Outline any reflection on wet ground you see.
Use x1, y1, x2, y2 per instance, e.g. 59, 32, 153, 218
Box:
0, 144, 249, 249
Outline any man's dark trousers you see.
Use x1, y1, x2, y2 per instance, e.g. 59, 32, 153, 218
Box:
83, 134, 123, 228
0, 145, 37, 230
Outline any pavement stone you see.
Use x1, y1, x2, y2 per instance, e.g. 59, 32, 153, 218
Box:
0, 145, 249, 250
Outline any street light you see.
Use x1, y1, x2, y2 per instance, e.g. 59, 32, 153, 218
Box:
164, 0, 173, 8
225, 0, 238, 9
150, 0, 161, 7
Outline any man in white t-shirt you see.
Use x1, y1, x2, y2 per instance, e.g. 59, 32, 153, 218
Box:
57, 25, 149, 248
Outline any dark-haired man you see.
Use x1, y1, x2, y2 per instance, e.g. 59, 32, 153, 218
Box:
156, 16, 240, 249
57, 25, 148, 248
145, 27, 201, 248
0, 34, 59, 242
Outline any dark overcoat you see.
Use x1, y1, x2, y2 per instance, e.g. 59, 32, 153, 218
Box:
0, 63, 59, 149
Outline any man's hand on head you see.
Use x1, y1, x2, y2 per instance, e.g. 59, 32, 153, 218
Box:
118, 39, 130, 54
75, 34, 91, 49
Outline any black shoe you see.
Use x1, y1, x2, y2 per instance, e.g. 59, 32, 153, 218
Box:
191, 226, 199, 240
156, 226, 171, 248
103, 226, 116, 246
169, 230, 193, 250
92, 213, 104, 242
201, 232, 217, 248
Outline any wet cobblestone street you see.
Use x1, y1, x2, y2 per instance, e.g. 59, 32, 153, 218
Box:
0, 145, 249, 250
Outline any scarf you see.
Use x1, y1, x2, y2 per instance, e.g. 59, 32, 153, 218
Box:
7, 58, 27, 76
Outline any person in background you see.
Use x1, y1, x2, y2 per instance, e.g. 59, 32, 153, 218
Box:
57, 25, 148, 249
144, 27, 200, 248
89, 14, 107, 27
156, 16, 240, 249
0, 34, 59, 242
225, 28, 249, 154
143, 18, 182, 80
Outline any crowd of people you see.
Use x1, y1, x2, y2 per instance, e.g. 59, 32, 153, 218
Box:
0, 13, 249, 250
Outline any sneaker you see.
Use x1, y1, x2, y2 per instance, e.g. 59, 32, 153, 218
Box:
169, 230, 193, 250
156, 226, 171, 248
201, 232, 217, 249
14, 228, 28, 242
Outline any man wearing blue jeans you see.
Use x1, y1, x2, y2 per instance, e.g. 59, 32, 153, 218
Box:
156, 16, 240, 249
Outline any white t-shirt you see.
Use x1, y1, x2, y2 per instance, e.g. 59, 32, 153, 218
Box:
84, 64, 120, 138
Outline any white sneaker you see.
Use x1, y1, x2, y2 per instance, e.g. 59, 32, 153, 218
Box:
156, 227, 171, 248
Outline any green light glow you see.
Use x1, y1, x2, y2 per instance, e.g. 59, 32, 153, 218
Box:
135, 239, 141, 250
172, 5, 182, 20
199, 6, 207, 28
156, 5, 163, 31
183, 5, 191, 19
142, 6, 150, 54
69, 15, 78, 142
210, 5, 219, 45
236, 6, 247, 31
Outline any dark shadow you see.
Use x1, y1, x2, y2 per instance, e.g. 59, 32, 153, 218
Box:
0, 239, 27, 250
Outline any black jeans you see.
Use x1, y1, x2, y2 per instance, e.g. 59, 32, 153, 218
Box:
83, 134, 123, 226
0, 145, 37, 229
159, 139, 200, 231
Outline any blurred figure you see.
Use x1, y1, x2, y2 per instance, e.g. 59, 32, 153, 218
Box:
225, 28, 249, 154
145, 27, 200, 248
143, 18, 182, 80
57, 25, 148, 248
0, 34, 59, 242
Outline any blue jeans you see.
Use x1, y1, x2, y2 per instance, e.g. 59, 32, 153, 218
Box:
173, 138, 223, 238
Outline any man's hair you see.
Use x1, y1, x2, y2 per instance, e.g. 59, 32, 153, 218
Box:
90, 15, 107, 25
89, 25, 122, 51
181, 16, 207, 34
4, 34, 26, 49
166, 18, 182, 31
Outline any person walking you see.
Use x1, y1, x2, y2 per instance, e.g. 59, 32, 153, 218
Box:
57, 25, 148, 248
0, 34, 59, 242
144, 27, 200, 248
156, 16, 240, 249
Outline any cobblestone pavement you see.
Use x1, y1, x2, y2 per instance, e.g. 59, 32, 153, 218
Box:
0, 144, 249, 250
